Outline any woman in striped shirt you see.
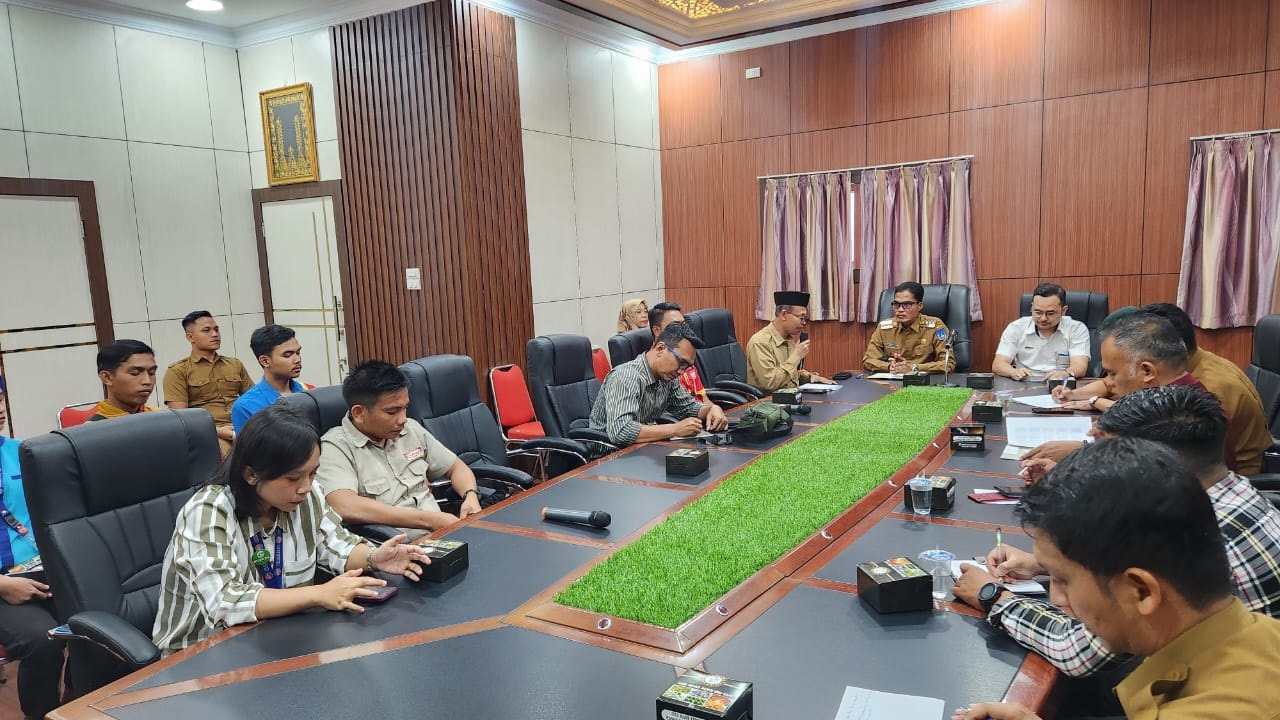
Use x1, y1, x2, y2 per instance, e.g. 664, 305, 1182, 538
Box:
153, 404, 431, 653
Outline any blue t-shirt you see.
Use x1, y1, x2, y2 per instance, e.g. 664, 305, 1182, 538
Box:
231, 377, 308, 432
0, 437, 39, 569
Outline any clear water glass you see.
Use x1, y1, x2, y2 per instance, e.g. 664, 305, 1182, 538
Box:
918, 548, 955, 601
907, 476, 932, 516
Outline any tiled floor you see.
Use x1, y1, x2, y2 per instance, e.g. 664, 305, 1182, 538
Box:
0, 661, 27, 720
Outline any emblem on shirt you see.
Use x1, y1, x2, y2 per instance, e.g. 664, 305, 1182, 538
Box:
879, 319, 894, 329
403, 447, 424, 461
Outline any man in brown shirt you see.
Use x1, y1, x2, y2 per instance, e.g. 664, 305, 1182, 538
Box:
163, 310, 253, 455
744, 290, 835, 391
863, 281, 955, 374
86, 339, 159, 421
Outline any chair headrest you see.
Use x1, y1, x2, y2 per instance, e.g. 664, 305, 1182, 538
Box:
401, 355, 481, 419
278, 385, 348, 434
527, 334, 594, 386
685, 308, 735, 348
1254, 315, 1280, 373
1019, 290, 1111, 329
608, 328, 653, 367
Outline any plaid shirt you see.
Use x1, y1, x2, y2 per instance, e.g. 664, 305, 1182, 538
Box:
588, 353, 700, 446
988, 472, 1280, 677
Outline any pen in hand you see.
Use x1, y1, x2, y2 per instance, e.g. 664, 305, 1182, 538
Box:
992, 527, 1005, 581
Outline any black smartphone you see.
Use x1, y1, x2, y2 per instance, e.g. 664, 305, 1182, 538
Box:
1031, 406, 1075, 415
356, 585, 399, 604
994, 484, 1026, 498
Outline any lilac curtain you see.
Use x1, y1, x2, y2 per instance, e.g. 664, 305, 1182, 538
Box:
1178, 134, 1280, 328
856, 158, 981, 322
756, 172, 854, 321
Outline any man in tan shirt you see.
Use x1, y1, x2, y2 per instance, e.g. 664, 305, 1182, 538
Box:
863, 281, 954, 374
163, 310, 253, 455
316, 360, 481, 537
744, 290, 835, 391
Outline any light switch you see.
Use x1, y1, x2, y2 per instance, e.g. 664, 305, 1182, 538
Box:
406, 267, 422, 291
745, 67, 761, 79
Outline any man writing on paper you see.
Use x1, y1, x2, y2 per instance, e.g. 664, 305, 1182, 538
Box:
991, 283, 1089, 381
863, 282, 955, 375
745, 291, 835, 391
951, 437, 1280, 720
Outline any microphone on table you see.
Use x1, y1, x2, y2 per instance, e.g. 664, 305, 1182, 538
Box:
784, 404, 812, 415
541, 507, 612, 528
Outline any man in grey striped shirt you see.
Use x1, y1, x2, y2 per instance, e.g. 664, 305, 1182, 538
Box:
589, 321, 728, 446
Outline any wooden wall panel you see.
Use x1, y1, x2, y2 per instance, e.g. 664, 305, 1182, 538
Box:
1043, 0, 1149, 98
720, 44, 791, 142
1041, 88, 1147, 277
658, 57, 722, 149
332, 1, 532, 388
866, 114, 949, 165
789, 29, 866, 133
1140, 273, 1180, 305
950, 0, 1045, 111
1265, 71, 1280, 126
790, 125, 867, 174
1143, 74, 1265, 275
972, 278, 1033, 372
807, 319, 865, 377
1040, 275, 1143, 311
1271, 0, 1280, 70
950, 102, 1042, 280
1149, 0, 1267, 85
720, 137, 790, 287
662, 145, 725, 288
667, 287, 727, 313
866, 13, 950, 123
1199, 327, 1255, 367
724, 285, 767, 336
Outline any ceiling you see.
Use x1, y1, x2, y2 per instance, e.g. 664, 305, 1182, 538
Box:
8, 0, 993, 58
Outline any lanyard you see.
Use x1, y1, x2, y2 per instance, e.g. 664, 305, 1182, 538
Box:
249, 526, 284, 589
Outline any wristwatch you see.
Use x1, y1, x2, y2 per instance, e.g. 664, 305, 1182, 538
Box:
978, 582, 1003, 614
1087, 395, 1099, 409
462, 488, 480, 502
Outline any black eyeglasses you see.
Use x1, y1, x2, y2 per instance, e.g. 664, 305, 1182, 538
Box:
676, 357, 694, 372
890, 301, 920, 309
786, 310, 809, 324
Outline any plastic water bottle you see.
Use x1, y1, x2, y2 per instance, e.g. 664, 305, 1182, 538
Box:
1054, 351, 1069, 372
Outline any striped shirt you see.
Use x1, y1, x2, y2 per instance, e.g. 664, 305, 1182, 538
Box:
988, 472, 1280, 677
152, 484, 363, 654
588, 353, 700, 446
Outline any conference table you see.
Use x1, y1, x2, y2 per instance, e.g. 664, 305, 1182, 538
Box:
53, 375, 1067, 720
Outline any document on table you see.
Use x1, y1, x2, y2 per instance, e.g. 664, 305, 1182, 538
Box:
951, 560, 1045, 594
1000, 444, 1031, 460
1010, 394, 1061, 408
1005, 415, 1093, 448
866, 373, 902, 380
833, 686, 945, 720
799, 383, 842, 392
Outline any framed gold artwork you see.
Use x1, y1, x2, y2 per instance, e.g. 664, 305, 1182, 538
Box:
260, 83, 320, 186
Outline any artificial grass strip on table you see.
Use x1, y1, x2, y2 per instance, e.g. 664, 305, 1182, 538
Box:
554, 385, 973, 629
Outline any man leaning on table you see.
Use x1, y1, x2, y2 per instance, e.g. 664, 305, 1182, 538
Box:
991, 283, 1089, 381
744, 290, 835, 391
862, 281, 955, 375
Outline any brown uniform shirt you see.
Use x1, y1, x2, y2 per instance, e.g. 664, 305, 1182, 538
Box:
744, 323, 812, 392
863, 314, 955, 373
1188, 348, 1271, 476
163, 353, 253, 427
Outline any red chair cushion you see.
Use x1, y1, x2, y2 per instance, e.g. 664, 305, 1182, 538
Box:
507, 422, 545, 440
490, 366, 537, 428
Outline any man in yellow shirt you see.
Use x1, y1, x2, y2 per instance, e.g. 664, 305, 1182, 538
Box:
953, 437, 1280, 720
163, 311, 253, 455
863, 281, 955, 374
744, 291, 835, 391
86, 339, 160, 421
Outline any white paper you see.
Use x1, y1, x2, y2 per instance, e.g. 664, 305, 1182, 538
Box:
951, 560, 1045, 594
867, 373, 902, 380
1000, 444, 1031, 460
833, 686, 945, 720
1010, 394, 1060, 409
799, 383, 842, 392
1005, 415, 1093, 448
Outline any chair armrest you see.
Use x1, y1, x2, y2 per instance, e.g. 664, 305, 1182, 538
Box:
63, 611, 160, 669
567, 427, 614, 445
519, 437, 589, 457
1248, 473, 1280, 493
1264, 441, 1280, 474
705, 388, 751, 409
470, 462, 535, 489
714, 380, 766, 399
344, 523, 402, 543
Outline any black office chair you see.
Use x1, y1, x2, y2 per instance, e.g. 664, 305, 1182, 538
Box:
1019, 290, 1110, 377
607, 328, 654, 368
683, 308, 763, 405
526, 334, 617, 457
1247, 314, 1280, 473
877, 284, 973, 372
19, 409, 220, 695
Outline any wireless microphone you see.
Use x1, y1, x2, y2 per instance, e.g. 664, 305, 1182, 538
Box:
785, 403, 812, 415
541, 507, 611, 528
798, 331, 809, 370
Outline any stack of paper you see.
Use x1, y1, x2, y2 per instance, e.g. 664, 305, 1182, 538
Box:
951, 560, 1045, 594
1005, 415, 1093, 448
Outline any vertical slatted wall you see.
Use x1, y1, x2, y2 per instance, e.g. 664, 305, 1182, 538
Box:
331, 1, 533, 390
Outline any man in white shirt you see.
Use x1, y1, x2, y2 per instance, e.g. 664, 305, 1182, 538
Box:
992, 283, 1090, 380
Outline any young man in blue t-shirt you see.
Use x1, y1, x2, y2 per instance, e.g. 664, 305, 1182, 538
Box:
231, 325, 314, 432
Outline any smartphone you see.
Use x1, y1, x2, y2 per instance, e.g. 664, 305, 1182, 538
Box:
1031, 406, 1075, 415
356, 585, 399, 604
994, 484, 1027, 498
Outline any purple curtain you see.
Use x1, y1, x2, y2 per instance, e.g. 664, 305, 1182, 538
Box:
856, 159, 981, 322
1179, 134, 1280, 328
756, 172, 853, 321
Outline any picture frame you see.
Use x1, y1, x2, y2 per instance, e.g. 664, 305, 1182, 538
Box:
260, 83, 320, 186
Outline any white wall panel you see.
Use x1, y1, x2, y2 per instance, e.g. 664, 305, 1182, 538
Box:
112, 321, 153, 349
205, 44, 249, 152
514, 19, 570, 136
0, 195, 91, 329
567, 37, 615, 143
291, 31, 337, 143
571, 138, 622, 298
229, 312, 266, 376
249, 150, 267, 188
612, 52, 657, 149
0, 130, 26, 176
0, 7, 22, 131
533, 299, 583, 338
317, 140, 341, 181
3, 344, 101, 435
9, 7, 125, 139
237, 39, 295, 154
116, 28, 213, 147
216, 150, 263, 316
523, 130, 578, 303
579, 292, 623, 350
616, 146, 660, 293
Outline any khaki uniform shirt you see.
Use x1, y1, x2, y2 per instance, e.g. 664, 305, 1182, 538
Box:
163, 353, 253, 426
1188, 348, 1271, 476
1116, 599, 1280, 719
863, 314, 955, 373
744, 323, 811, 392
316, 416, 458, 536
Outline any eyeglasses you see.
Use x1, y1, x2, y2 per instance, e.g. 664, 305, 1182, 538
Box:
1031, 310, 1061, 319
786, 310, 809, 324
890, 301, 919, 309
676, 356, 694, 372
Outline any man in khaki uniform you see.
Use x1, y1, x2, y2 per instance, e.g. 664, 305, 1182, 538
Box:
744, 290, 835, 391
164, 310, 253, 455
316, 360, 481, 537
863, 281, 955, 374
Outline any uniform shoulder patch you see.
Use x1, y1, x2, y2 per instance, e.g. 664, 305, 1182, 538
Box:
878, 319, 894, 329
924, 319, 937, 329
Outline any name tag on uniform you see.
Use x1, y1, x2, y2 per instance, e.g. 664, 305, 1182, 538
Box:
924, 320, 937, 329
403, 447, 425, 461
886, 343, 899, 350
879, 319, 894, 330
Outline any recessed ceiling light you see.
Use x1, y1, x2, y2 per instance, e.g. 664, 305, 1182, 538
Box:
185, 0, 224, 11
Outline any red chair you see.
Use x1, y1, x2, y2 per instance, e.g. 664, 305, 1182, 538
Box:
489, 364, 544, 445
57, 401, 100, 429
591, 347, 610, 384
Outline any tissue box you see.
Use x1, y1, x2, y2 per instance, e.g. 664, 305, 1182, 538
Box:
857, 557, 933, 613
966, 373, 995, 389
950, 423, 986, 451
657, 669, 753, 720
902, 372, 931, 387
666, 448, 710, 476
902, 474, 956, 512
415, 539, 468, 582
771, 389, 799, 405
972, 401, 1003, 423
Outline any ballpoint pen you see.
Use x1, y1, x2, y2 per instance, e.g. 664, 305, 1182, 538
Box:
994, 526, 1004, 577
